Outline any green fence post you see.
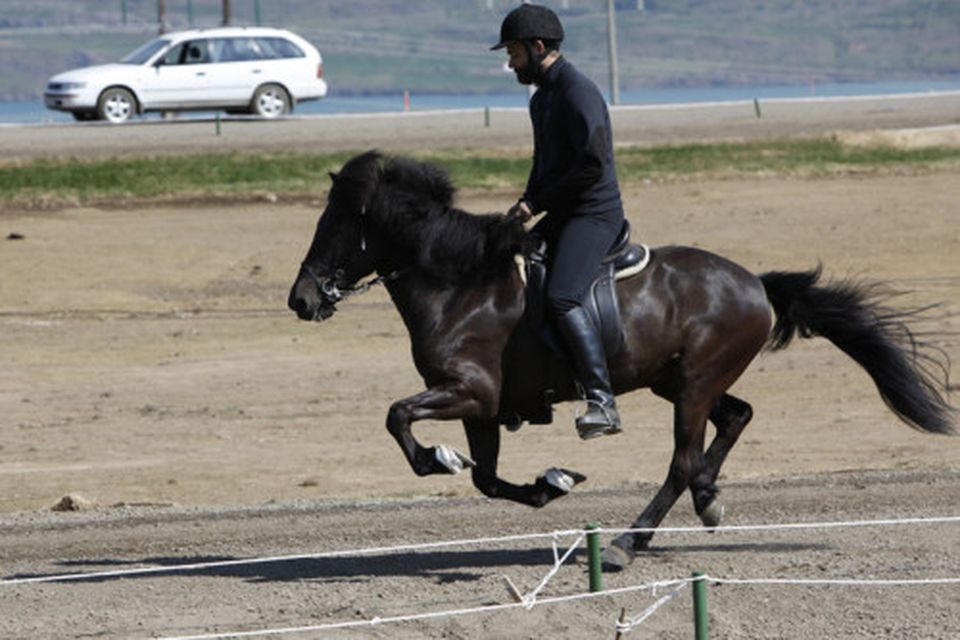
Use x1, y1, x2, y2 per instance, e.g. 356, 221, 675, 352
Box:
692, 571, 708, 640
586, 522, 602, 592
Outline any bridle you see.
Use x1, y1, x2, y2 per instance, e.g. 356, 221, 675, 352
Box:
297, 200, 408, 309
297, 261, 404, 306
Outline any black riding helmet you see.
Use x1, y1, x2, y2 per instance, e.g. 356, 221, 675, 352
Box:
490, 3, 564, 50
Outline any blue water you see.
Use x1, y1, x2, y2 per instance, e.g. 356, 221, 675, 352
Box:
4, 79, 960, 124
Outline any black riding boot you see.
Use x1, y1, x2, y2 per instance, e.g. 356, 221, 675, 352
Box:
555, 306, 622, 439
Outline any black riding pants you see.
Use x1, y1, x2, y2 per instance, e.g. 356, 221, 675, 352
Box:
531, 211, 623, 316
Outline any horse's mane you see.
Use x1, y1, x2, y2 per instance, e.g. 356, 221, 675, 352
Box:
346, 151, 531, 284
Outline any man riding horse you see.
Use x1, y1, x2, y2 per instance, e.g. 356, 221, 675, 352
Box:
287, 6, 954, 572
493, 4, 626, 440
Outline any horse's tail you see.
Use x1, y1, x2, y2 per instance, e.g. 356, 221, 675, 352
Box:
760, 267, 955, 434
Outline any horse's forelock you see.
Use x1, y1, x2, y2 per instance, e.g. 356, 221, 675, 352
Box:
331, 150, 383, 206
333, 153, 454, 218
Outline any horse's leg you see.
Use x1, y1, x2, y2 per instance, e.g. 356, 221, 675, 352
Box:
601, 391, 714, 570
603, 315, 765, 571
687, 342, 763, 526
691, 394, 754, 526
386, 382, 492, 477
463, 419, 586, 508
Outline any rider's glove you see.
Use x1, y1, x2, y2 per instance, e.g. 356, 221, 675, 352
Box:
506, 199, 533, 223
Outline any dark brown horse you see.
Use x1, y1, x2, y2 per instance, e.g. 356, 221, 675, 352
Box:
287, 151, 955, 571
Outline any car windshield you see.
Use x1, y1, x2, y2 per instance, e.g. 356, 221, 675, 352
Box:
120, 38, 172, 64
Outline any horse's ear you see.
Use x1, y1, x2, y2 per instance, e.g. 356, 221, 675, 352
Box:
328, 171, 339, 184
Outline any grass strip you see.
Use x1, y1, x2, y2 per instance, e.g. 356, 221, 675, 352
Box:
2, 137, 958, 208
615, 138, 960, 180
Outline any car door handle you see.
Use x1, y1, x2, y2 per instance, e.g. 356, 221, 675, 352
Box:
195, 71, 206, 76
252, 69, 262, 74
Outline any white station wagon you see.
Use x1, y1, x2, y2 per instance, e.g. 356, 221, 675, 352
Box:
44, 27, 328, 123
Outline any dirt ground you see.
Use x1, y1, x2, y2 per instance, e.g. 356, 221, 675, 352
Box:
2, 469, 958, 639
1, 109, 959, 637
1, 168, 958, 638
2, 170, 958, 512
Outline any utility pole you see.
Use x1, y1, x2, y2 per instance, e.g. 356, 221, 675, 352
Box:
222, 0, 231, 26
187, 0, 194, 26
254, 0, 262, 25
606, 0, 620, 104
158, 0, 167, 34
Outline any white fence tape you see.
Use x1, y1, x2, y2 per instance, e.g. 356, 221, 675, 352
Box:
5, 515, 958, 586
156, 573, 960, 640
3, 514, 958, 639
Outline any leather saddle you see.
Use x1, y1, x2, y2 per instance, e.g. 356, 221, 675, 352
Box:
523, 219, 649, 358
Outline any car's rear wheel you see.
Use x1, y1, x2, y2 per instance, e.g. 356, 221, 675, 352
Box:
251, 84, 290, 118
97, 87, 136, 123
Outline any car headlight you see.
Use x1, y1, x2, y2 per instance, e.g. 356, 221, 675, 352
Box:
50, 81, 87, 91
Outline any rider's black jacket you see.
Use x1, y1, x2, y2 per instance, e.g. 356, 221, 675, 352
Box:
522, 56, 623, 220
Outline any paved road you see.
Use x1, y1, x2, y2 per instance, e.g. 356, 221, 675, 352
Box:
3, 92, 960, 160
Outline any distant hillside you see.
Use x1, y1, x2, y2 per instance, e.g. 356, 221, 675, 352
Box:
1, 0, 958, 101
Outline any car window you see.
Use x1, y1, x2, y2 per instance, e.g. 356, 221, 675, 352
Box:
159, 42, 187, 65
216, 38, 263, 62
256, 37, 305, 59
183, 40, 212, 64
121, 37, 172, 64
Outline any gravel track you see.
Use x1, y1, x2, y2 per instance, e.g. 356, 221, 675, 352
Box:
2, 469, 958, 639
4, 91, 960, 160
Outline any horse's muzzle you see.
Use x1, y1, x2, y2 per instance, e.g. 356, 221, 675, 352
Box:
288, 290, 337, 322
288, 270, 339, 322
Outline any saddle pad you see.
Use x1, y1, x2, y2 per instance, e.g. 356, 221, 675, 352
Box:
614, 243, 651, 281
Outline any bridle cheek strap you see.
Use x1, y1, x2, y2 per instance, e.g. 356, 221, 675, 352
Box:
299, 204, 405, 305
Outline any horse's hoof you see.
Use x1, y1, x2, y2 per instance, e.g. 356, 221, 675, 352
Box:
542, 468, 587, 493
434, 445, 476, 474
600, 543, 634, 573
699, 500, 725, 528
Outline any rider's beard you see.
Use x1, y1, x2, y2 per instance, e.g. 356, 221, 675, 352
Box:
514, 64, 537, 85
514, 44, 544, 86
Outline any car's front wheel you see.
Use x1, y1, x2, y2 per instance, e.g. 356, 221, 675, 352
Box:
97, 87, 137, 123
251, 84, 290, 118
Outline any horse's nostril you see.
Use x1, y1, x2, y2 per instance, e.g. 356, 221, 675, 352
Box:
290, 296, 309, 317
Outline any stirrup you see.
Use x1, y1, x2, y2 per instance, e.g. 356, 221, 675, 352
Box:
575, 401, 622, 440
576, 421, 622, 440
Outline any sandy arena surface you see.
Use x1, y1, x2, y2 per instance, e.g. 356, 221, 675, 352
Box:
1, 98, 959, 637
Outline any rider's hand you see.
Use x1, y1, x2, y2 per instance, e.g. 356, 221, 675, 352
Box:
506, 199, 532, 223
